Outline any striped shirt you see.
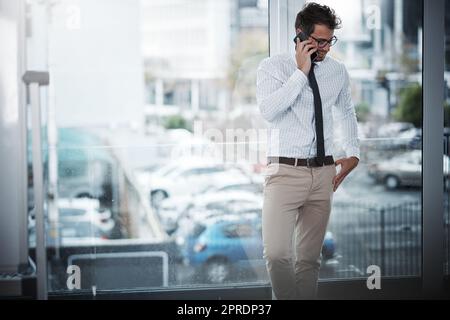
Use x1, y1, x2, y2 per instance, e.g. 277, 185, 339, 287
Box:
256, 52, 360, 160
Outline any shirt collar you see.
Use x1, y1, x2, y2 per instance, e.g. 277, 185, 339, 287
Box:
314, 58, 324, 66
291, 52, 326, 67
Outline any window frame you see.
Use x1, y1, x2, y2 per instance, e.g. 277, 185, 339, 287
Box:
15, 0, 447, 299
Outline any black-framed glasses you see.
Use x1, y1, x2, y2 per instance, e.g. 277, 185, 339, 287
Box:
310, 35, 338, 48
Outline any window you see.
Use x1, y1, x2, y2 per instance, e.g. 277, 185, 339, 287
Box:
23, 0, 428, 296
26, 0, 270, 293
306, 0, 422, 279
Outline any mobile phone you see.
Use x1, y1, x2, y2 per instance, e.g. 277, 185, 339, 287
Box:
293, 31, 318, 62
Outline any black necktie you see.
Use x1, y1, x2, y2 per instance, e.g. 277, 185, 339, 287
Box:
308, 63, 325, 165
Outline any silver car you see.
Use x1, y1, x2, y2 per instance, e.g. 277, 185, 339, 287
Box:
368, 150, 450, 190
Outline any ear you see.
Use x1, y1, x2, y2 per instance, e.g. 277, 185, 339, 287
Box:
296, 28, 302, 34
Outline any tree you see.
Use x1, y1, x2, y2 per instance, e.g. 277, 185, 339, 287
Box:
445, 102, 450, 128
163, 115, 191, 131
392, 83, 450, 128
393, 83, 422, 128
355, 102, 371, 122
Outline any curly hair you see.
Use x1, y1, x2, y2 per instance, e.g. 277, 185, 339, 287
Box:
295, 2, 342, 35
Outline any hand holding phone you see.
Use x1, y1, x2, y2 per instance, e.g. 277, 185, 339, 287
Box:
293, 31, 318, 75
293, 31, 318, 62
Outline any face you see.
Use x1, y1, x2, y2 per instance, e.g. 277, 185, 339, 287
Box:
296, 24, 334, 62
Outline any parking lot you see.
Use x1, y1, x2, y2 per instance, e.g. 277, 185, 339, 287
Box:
132, 154, 428, 286
38, 129, 449, 290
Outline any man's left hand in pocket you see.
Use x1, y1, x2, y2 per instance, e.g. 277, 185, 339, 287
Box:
332, 156, 359, 192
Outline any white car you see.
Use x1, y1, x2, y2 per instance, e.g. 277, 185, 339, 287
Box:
200, 180, 263, 195
148, 158, 253, 207
56, 198, 115, 237
377, 122, 414, 138
169, 191, 263, 234
29, 198, 115, 246
155, 169, 264, 234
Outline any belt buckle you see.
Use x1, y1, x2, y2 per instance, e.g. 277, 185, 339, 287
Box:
306, 158, 313, 168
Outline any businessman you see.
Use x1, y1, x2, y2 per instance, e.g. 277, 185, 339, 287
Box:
256, 2, 360, 299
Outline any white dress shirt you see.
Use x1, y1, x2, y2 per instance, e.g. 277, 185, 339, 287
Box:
256, 52, 360, 160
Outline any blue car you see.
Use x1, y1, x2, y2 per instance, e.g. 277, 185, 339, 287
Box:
175, 212, 336, 284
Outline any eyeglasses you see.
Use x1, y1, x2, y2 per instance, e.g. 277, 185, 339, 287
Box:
310, 35, 338, 48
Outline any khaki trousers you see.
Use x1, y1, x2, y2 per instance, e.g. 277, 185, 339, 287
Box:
262, 162, 336, 300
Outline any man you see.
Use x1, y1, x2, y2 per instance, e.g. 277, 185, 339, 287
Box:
256, 2, 360, 300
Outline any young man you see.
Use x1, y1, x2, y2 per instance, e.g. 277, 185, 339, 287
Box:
256, 2, 360, 299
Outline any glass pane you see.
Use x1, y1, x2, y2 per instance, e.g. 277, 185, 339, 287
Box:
306, 0, 423, 279
26, 0, 270, 293
25, 0, 425, 295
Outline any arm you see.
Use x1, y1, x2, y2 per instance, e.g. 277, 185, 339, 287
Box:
334, 65, 360, 160
256, 59, 308, 122
332, 65, 360, 192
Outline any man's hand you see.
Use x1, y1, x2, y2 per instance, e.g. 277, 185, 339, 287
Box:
295, 38, 317, 76
332, 157, 359, 192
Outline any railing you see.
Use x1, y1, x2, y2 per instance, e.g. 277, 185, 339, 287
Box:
328, 201, 423, 278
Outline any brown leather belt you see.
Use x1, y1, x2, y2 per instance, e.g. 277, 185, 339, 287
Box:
267, 156, 335, 167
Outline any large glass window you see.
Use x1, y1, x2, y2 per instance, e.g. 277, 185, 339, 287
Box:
25, 0, 424, 296
307, 0, 423, 279
26, 0, 270, 293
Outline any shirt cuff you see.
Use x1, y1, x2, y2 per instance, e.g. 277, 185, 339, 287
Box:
289, 68, 308, 88
345, 147, 360, 161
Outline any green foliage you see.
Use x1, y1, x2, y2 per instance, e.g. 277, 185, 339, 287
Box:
393, 83, 422, 128
355, 102, 371, 122
163, 115, 191, 131
444, 102, 450, 127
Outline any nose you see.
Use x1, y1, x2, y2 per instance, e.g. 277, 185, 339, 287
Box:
320, 44, 331, 53
323, 43, 331, 51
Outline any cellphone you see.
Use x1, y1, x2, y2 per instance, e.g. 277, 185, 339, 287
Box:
293, 31, 318, 62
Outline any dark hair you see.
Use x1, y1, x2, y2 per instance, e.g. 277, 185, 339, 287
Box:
295, 2, 342, 35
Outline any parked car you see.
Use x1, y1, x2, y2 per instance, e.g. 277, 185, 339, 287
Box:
387, 127, 422, 149
405, 128, 422, 149
200, 181, 263, 195
377, 122, 414, 138
27, 128, 115, 210
368, 150, 450, 190
56, 198, 115, 238
174, 212, 336, 284
156, 179, 264, 235
160, 191, 262, 235
147, 158, 253, 207
29, 198, 115, 247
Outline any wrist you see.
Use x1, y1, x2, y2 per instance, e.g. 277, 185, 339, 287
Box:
298, 66, 308, 76
350, 156, 360, 165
